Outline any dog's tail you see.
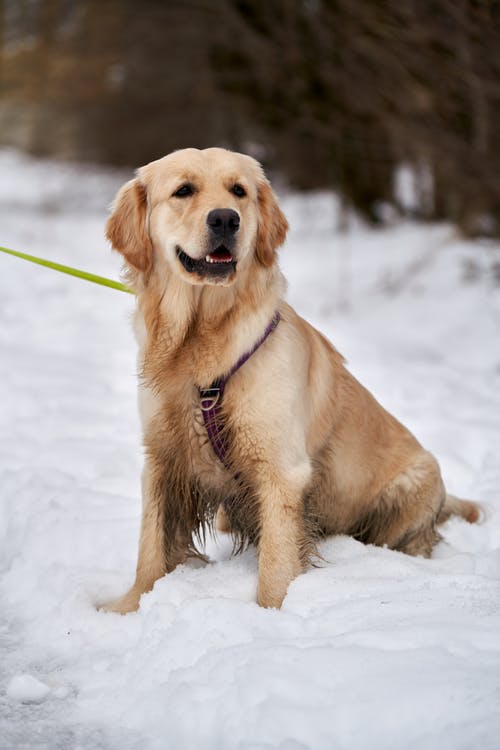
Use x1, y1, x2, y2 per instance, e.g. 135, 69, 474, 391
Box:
438, 494, 482, 525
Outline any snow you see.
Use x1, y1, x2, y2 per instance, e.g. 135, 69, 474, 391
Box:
0, 148, 499, 750
6, 675, 51, 705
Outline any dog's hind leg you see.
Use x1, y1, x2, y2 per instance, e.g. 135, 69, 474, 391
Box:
351, 452, 447, 558
215, 503, 232, 533
437, 494, 482, 525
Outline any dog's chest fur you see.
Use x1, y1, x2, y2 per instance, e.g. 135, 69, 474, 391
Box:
138, 375, 230, 487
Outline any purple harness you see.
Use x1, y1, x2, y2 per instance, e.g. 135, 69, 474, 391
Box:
199, 311, 281, 469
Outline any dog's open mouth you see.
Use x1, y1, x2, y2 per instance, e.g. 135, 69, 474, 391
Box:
176, 246, 236, 276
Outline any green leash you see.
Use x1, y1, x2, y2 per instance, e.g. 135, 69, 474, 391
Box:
0, 245, 134, 294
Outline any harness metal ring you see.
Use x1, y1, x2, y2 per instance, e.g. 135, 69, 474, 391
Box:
200, 388, 221, 411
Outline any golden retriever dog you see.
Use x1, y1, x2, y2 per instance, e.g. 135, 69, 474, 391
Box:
103, 147, 479, 613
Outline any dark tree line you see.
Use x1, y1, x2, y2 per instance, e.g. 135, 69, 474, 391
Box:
1, 0, 500, 235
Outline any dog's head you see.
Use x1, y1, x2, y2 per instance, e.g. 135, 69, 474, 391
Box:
106, 147, 288, 287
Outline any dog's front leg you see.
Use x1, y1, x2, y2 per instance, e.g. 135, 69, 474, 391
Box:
102, 455, 185, 614
256, 463, 311, 609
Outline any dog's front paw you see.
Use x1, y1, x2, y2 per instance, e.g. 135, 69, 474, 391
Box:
98, 587, 142, 615
257, 583, 286, 610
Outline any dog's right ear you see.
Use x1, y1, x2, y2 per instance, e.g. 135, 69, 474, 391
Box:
106, 178, 152, 272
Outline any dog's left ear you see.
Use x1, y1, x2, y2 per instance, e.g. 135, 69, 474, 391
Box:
256, 180, 289, 267
106, 178, 152, 272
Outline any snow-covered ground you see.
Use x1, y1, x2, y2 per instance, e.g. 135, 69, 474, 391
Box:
0, 149, 499, 750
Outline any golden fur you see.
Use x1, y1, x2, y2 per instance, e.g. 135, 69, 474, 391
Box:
103, 147, 480, 613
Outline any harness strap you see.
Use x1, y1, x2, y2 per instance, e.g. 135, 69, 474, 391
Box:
199, 311, 281, 469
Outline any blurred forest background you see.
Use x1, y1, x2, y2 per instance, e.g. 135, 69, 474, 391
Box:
1, 0, 499, 235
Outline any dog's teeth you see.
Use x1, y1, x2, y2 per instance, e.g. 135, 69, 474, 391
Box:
205, 254, 233, 264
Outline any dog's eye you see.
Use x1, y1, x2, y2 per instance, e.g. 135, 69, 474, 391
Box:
231, 184, 246, 198
172, 184, 194, 198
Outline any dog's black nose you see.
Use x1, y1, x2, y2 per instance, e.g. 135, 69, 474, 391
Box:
206, 209, 240, 238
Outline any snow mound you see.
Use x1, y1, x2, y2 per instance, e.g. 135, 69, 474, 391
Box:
6, 675, 50, 704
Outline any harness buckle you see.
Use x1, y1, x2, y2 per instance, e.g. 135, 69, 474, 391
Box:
200, 387, 221, 411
